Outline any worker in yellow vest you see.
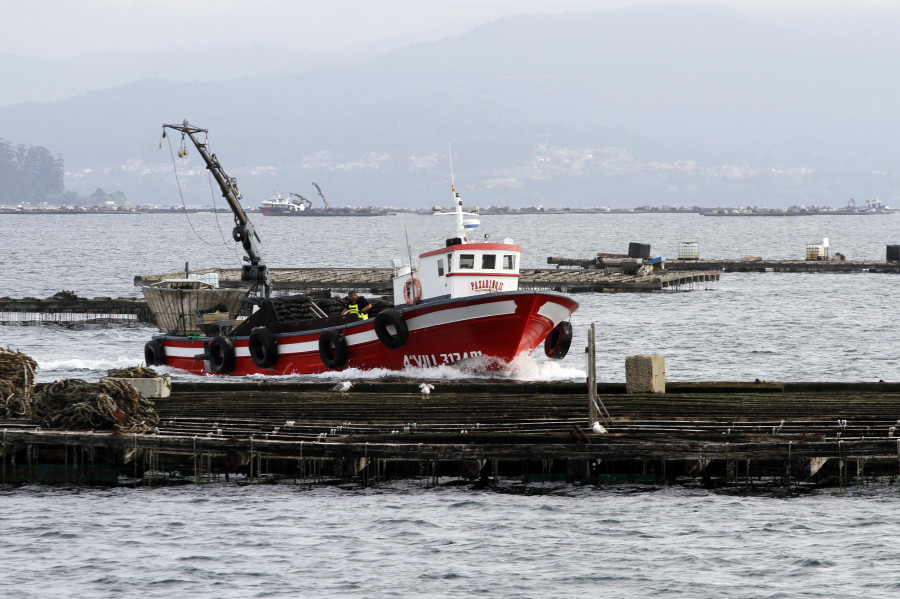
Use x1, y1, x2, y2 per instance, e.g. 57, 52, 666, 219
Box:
341, 292, 372, 320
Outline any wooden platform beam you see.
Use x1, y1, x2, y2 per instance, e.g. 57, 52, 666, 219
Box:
4, 382, 900, 487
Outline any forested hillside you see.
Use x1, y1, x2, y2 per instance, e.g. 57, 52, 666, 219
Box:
0, 140, 65, 203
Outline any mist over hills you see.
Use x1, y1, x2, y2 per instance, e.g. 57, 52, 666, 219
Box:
2, 4, 899, 209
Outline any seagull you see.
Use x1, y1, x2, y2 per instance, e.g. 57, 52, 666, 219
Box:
331, 381, 353, 396
419, 382, 435, 398
592, 421, 608, 434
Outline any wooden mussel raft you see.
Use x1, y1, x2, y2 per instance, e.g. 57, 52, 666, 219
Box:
5, 381, 900, 488
143, 121, 578, 376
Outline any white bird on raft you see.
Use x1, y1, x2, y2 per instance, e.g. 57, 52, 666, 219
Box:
331, 381, 353, 395
419, 382, 435, 398
592, 422, 608, 434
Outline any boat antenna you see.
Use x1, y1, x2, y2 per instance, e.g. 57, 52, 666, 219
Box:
434, 143, 478, 243
404, 224, 414, 272
449, 141, 455, 193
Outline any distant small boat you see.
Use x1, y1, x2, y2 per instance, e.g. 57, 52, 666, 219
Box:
260, 191, 390, 217
260, 193, 309, 216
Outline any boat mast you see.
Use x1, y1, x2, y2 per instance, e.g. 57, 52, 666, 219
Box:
447, 143, 478, 242
162, 120, 271, 298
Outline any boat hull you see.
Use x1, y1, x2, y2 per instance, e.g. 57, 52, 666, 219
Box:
154, 291, 578, 376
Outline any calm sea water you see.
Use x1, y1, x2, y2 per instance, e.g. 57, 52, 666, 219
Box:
1, 212, 898, 382
2, 212, 899, 598
3, 483, 900, 598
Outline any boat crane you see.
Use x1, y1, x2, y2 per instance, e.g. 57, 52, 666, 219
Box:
289, 192, 312, 209
161, 120, 271, 298
312, 182, 329, 209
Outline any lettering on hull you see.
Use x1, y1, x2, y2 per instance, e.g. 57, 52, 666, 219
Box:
402, 351, 483, 368
470, 279, 504, 292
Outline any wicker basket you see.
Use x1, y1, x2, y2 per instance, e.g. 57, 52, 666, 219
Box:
142, 280, 247, 334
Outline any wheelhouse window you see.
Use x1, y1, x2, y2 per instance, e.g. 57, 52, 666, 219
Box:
459, 254, 475, 269
503, 254, 516, 270
481, 254, 496, 269
437, 259, 444, 277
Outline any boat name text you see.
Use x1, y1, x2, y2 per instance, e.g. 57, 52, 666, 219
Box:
470, 279, 504, 292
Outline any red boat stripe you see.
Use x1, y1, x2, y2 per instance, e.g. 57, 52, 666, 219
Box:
418, 243, 522, 258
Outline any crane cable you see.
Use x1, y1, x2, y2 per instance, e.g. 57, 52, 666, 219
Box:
165, 134, 239, 265
202, 138, 242, 265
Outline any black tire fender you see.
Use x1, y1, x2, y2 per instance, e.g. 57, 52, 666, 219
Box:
208, 335, 236, 374
318, 329, 349, 370
373, 309, 409, 349
248, 327, 278, 368
544, 321, 573, 360
144, 339, 167, 366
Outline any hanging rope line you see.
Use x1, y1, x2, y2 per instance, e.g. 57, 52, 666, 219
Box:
208, 169, 242, 266
204, 137, 234, 250
208, 172, 231, 246
166, 134, 232, 249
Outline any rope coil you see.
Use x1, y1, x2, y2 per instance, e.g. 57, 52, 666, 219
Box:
30, 379, 160, 433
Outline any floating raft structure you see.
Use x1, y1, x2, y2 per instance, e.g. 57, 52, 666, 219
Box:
666, 258, 900, 273
134, 266, 719, 294
4, 381, 900, 488
548, 256, 900, 274
0, 295, 152, 325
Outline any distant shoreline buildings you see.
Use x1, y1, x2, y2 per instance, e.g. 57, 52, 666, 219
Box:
1, 201, 895, 216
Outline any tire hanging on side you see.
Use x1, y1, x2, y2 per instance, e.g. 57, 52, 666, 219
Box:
144, 339, 167, 366
208, 335, 236, 374
318, 329, 349, 370
544, 321, 573, 359
373, 309, 409, 349
248, 327, 278, 368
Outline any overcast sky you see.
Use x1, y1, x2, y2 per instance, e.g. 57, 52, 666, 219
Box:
2, 0, 897, 59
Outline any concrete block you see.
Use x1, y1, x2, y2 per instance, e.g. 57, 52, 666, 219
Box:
625, 355, 665, 393
106, 376, 171, 398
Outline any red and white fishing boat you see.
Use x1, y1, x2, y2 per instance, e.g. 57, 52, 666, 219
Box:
259, 192, 309, 215
143, 121, 577, 376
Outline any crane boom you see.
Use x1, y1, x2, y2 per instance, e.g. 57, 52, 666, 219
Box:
312, 182, 329, 209
162, 120, 271, 297
289, 192, 312, 209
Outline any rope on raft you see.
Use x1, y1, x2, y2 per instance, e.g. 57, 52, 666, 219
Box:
107, 366, 160, 379
31, 378, 160, 434
2, 348, 161, 432
0, 347, 37, 418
